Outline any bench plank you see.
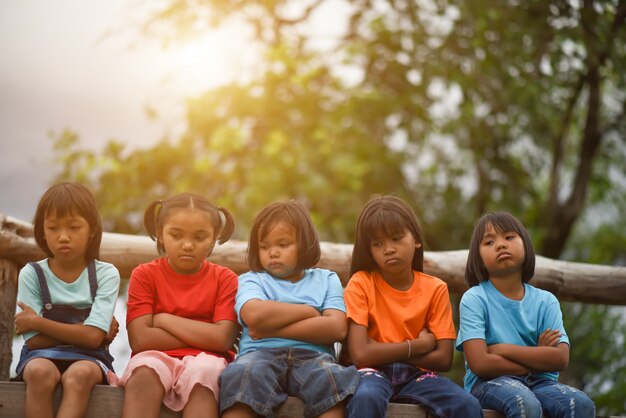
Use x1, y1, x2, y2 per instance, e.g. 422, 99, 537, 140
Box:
0, 381, 505, 418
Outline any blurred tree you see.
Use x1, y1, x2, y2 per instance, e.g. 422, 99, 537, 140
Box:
52, 0, 626, 413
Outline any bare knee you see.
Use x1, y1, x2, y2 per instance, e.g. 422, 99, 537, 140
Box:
61, 361, 102, 392
125, 366, 164, 398
222, 403, 260, 418
23, 359, 61, 392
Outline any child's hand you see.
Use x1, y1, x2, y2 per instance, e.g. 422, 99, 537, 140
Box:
414, 328, 436, 354
248, 327, 271, 340
105, 317, 119, 343
538, 328, 562, 347
14, 301, 38, 335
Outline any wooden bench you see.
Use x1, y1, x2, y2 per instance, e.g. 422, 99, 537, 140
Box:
0, 381, 505, 417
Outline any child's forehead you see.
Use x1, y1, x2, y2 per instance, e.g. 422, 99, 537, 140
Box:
369, 224, 406, 239
260, 220, 296, 239
164, 208, 215, 227
45, 207, 84, 221
482, 222, 515, 236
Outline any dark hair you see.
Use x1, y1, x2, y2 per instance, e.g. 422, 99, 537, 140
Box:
350, 195, 425, 277
465, 211, 535, 287
143, 192, 235, 256
33, 182, 103, 263
247, 200, 321, 273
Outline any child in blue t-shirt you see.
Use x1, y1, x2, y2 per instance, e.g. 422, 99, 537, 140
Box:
219, 200, 359, 418
457, 211, 594, 418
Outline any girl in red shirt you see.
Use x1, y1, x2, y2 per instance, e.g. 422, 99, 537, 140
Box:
114, 192, 238, 418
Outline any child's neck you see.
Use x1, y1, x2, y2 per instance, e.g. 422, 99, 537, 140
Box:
490, 274, 525, 300
380, 268, 414, 291
48, 258, 88, 284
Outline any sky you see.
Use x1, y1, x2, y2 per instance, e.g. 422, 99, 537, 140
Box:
1, 0, 349, 377
0, 0, 247, 222
0, 0, 249, 375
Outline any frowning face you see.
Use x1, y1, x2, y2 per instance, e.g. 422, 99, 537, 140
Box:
258, 221, 302, 282
479, 223, 525, 280
160, 208, 216, 275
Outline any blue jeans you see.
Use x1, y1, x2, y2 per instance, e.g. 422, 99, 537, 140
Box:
219, 347, 359, 418
346, 363, 483, 418
471, 375, 595, 418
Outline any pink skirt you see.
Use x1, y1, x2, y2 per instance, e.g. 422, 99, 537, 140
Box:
110, 351, 227, 411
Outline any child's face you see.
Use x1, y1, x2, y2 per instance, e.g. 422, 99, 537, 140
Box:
369, 227, 421, 277
43, 211, 91, 265
258, 221, 302, 282
478, 223, 525, 279
160, 208, 216, 275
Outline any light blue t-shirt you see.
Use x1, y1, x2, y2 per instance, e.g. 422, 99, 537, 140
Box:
236, 268, 346, 356
456, 280, 569, 392
17, 259, 120, 341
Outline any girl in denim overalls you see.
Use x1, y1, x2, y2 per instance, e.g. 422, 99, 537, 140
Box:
14, 182, 120, 418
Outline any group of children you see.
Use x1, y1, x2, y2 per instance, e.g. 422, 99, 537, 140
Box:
13, 182, 595, 418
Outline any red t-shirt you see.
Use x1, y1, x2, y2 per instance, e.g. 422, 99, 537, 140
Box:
126, 257, 238, 361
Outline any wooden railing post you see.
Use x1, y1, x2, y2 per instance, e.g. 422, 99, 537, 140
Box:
0, 259, 18, 380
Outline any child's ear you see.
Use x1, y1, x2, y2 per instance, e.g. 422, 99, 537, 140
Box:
415, 242, 422, 249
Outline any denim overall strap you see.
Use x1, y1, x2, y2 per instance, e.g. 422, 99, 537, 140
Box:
87, 259, 97, 300
29, 262, 53, 312
29, 260, 98, 310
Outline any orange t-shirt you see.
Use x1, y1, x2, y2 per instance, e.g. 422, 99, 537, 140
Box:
344, 270, 456, 343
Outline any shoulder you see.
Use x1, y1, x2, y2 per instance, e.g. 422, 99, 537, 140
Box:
94, 260, 120, 278
346, 270, 372, 286
415, 271, 449, 289
132, 257, 163, 275
525, 283, 560, 305
205, 261, 237, 280
18, 260, 45, 288
304, 268, 340, 282
19, 260, 43, 279
239, 270, 265, 282
460, 284, 487, 305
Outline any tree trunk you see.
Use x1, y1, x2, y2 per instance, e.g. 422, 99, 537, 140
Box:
0, 259, 18, 381
2, 213, 626, 305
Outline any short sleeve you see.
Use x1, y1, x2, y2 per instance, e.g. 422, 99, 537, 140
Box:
17, 263, 45, 341
456, 291, 487, 351
235, 272, 270, 319
344, 274, 370, 327
426, 283, 456, 340
83, 262, 120, 333
211, 267, 238, 323
541, 293, 569, 346
126, 264, 156, 325
321, 271, 346, 313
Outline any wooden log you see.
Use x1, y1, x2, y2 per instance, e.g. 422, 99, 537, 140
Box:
2, 213, 626, 305
0, 260, 18, 381
0, 381, 506, 418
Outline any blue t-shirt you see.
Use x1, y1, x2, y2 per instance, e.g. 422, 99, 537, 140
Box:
236, 268, 346, 356
17, 259, 120, 341
456, 280, 569, 392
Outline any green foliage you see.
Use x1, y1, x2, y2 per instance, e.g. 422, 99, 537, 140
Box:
51, 0, 626, 412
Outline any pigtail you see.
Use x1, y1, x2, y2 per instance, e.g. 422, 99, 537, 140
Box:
143, 200, 162, 242
216, 206, 235, 244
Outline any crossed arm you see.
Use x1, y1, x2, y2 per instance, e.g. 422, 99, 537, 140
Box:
14, 301, 111, 350
127, 313, 238, 354
240, 299, 347, 344
346, 320, 452, 371
463, 329, 569, 378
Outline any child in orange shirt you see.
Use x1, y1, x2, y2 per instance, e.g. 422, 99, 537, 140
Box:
343, 195, 482, 418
